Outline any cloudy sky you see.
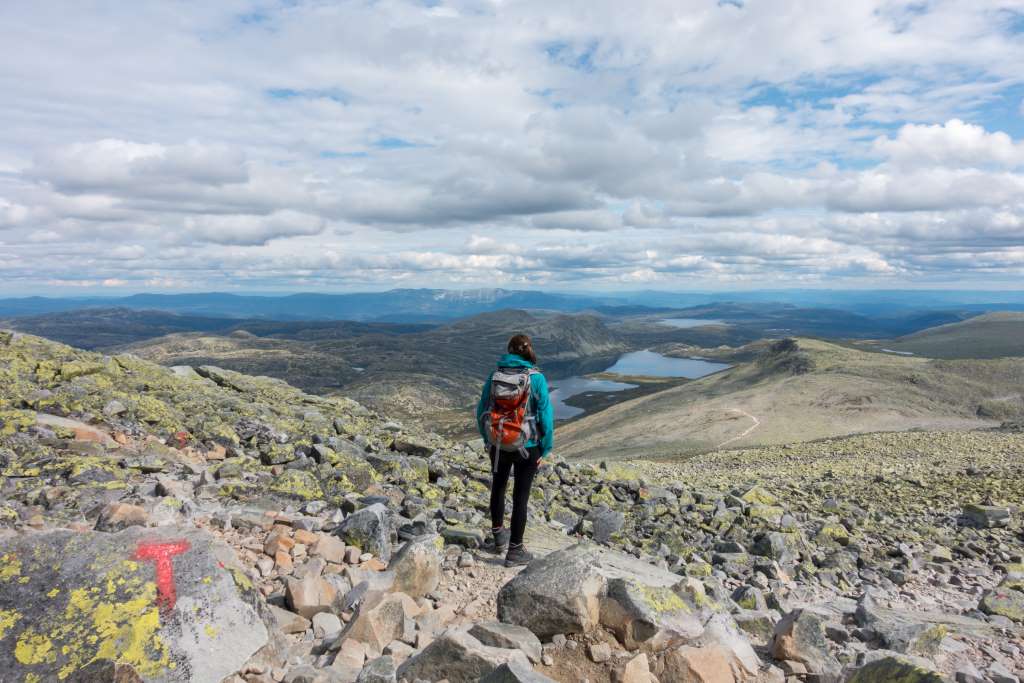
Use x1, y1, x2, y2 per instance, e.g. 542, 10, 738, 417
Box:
2, 1, 1024, 294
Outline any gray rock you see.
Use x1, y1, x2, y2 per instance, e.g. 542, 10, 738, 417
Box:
479, 661, 558, 683
847, 650, 946, 682
356, 655, 397, 683
497, 543, 722, 648
961, 504, 1011, 528
337, 503, 392, 563
470, 621, 544, 664
771, 609, 841, 677
584, 506, 624, 543
313, 611, 344, 639
0, 527, 271, 682
395, 629, 532, 683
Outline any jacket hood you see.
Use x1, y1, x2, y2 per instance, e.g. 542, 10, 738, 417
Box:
497, 353, 535, 369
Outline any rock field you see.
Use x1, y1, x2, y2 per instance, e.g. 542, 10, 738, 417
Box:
0, 330, 1021, 682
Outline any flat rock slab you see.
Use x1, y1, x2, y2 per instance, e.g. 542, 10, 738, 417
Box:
0, 526, 270, 682
34, 412, 118, 448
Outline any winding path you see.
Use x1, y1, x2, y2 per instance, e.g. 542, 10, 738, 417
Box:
716, 408, 761, 449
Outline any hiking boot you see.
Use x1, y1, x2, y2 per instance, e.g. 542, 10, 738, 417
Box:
504, 543, 534, 567
485, 528, 510, 554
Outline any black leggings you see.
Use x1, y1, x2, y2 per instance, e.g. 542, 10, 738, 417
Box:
489, 446, 540, 546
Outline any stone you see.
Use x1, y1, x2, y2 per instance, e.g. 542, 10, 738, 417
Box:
771, 609, 840, 677
691, 612, 761, 680
585, 506, 625, 543
619, 652, 654, 683
345, 592, 420, 655
314, 534, 347, 564
846, 652, 946, 682
0, 527, 271, 683
396, 629, 532, 683
979, 585, 1024, 623
663, 645, 738, 683
94, 502, 149, 532
313, 611, 344, 639
440, 525, 485, 549
392, 436, 434, 457
356, 655, 397, 683
337, 504, 392, 563
497, 543, 711, 642
286, 571, 338, 619
469, 621, 544, 664
588, 641, 612, 663
269, 604, 311, 634
479, 662, 558, 683
387, 534, 443, 599
962, 503, 1011, 528
103, 399, 128, 416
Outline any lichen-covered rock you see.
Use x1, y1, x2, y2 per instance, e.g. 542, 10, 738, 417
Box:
846, 651, 947, 682
0, 526, 270, 682
395, 629, 532, 683
336, 504, 392, 563
497, 543, 736, 652
979, 585, 1024, 623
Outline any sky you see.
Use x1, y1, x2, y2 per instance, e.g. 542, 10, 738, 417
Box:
1, 1, 1024, 295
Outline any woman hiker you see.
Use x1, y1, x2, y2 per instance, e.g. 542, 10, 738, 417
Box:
476, 334, 554, 567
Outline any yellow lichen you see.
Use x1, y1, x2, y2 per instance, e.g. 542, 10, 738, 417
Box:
0, 607, 20, 640
15, 630, 54, 665
0, 553, 21, 581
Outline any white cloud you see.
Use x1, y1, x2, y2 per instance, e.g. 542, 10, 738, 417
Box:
874, 119, 1024, 169
0, 1, 1023, 292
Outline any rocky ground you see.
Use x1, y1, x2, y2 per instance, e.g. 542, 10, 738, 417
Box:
0, 329, 1021, 682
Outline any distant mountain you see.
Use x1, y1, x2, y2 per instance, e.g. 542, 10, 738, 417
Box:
0, 307, 433, 349
0, 289, 614, 321
3, 288, 1023, 321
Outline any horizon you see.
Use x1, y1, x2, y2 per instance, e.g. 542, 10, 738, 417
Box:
2, 2, 1023, 293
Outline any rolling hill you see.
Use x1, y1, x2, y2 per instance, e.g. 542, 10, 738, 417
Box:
556, 337, 1024, 461
856, 311, 1024, 359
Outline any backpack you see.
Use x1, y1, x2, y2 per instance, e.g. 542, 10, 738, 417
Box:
481, 367, 539, 459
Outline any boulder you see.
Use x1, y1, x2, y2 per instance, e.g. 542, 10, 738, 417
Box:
95, 502, 150, 532
395, 629, 532, 683
479, 661, 558, 683
336, 504, 392, 563
356, 655, 397, 683
286, 566, 338, 619
979, 585, 1024, 623
344, 592, 419, 656
663, 645, 742, 683
469, 621, 543, 664
771, 609, 840, 678
0, 527, 271, 682
498, 543, 730, 652
846, 651, 946, 682
585, 506, 625, 543
386, 533, 442, 598
961, 503, 1011, 528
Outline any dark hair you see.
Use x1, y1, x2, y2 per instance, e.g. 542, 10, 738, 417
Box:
507, 334, 537, 364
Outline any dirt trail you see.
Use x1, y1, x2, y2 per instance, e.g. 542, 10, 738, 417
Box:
715, 407, 761, 448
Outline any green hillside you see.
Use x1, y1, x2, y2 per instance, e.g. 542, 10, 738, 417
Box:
856, 311, 1024, 359
557, 337, 1024, 461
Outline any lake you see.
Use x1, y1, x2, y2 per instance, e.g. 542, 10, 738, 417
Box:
660, 317, 726, 328
549, 350, 730, 419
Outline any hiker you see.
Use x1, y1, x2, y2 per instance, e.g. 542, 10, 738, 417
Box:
476, 333, 554, 567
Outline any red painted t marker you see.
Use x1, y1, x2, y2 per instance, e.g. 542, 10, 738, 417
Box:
134, 540, 191, 611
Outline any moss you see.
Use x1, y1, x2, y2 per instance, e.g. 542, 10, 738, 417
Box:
846, 658, 945, 683
636, 583, 690, 613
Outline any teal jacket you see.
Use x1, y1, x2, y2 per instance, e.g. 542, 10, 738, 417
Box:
476, 354, 554, 457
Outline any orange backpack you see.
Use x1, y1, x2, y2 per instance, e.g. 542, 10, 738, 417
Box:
481, 367, 538, 459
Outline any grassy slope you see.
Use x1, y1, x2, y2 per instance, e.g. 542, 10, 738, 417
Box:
856, 311, 1024, 359
557, 338, 1024, 461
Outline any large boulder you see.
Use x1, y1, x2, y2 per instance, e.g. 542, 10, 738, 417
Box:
771, 609, 841, 679
336, 504, 392, 563
497, 543, 740, 655
0, 527, 271, 682
395, 629, 532, 683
